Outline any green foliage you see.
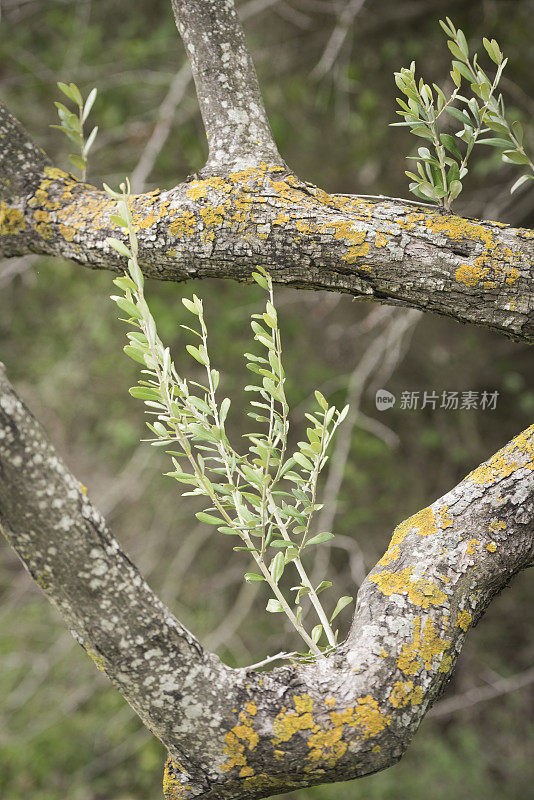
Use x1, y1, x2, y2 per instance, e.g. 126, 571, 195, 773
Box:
105, 181, 352, 657
393, 18, 534, 208
51, 82, 98, 180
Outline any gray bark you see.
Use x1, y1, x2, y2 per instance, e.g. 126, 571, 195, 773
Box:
0, 365, 532, 799
1, 1, 533, 798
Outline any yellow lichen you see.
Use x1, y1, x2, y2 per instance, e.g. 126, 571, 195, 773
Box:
466, 539, 479, 555
455, 262, 489, 287
378, 507, 438, 567
163, 758, 189, 800
456, 610, 472, 631
220, 703, 260, 773
0, 201, 26, 235
486, 541, 497, 553
397, 617, 451, 676
389, 680, 424, 708
467, 426, 534, 485
488, 520, 506, 533
370, 566, 447, 609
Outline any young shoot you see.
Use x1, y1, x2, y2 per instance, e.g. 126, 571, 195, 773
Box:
392, 17, 533, 209
105, 180, 352, 658
51, 82, 98, 181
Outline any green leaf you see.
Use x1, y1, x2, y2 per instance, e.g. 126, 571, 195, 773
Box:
57, 81, 78, 104
186, 344, 208, 365
330, 596, 353, 622
266, 599, 284, 613
129, 387, 161, 400
270, 552, 285, 584
447, 40, 467, 63
510, 174, 534, 194
252, 271, 269, 290
244, 573, 265, 582
82, 88, 97, 123
311, 624, 323, 644
182, 297, 199, 315
503, 149, 530, 165
195, 512, 224, 525
316, 581, 332, 594
107, 237, 132, 258
305, 532, 334, 547
445, 106, 474, 128
110, 296, 142, 319
83, 125, 99, 157
448, 180, 463, 202
293, 452, 313, 471
219, 397, 231, 425
68, 82, 83, 107
440, 133, 462, 161
314, 390, 328, 410
110, 215, 128, 228
123, 345, 148, 365
68, 154, 86, 172
476, 138, 513, 149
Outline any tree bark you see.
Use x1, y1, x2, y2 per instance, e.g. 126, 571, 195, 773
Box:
1, 0, 533, 797
0, 365, 532, 799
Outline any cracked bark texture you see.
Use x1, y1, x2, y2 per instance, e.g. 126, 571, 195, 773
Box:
1, 0, 533, 797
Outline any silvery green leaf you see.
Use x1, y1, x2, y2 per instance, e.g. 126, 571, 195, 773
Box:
266, 599, 284, 613
311, 625, 323, 644
305, 532, 334, 547
293, 452, 313, 471
330, 596, 353, 622
316, 581, 332, 594
182, 298, 198, 314
502, 150, 530, 165
107, 238, 132, 258
82, 88, 97, 123
244, 573, 265, 582
195, 511, 223, 525
110, 295, 142, 319
270, 552, 285, 584
252, 271, 269, 289
83, 125, 98, 156
510, 174, 534, 194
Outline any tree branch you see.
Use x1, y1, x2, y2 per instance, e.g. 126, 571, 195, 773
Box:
170, 0, 284, 173
1, 362, 532, 799
1, 152, 533, 342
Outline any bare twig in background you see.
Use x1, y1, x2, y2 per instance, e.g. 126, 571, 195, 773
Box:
0, 255, 36, 288
130, 62, 192, 192
309, 309, 421, 589
204, 582, 259, 651
311, 0, 366, 78
429, 666, 534, 718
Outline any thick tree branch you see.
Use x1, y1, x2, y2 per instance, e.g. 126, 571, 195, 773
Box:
170, 0, 284, 173
1, 364, 532, 799
1, 150, 533, 342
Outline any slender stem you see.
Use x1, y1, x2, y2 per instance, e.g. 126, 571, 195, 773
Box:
269, 502, 336, 647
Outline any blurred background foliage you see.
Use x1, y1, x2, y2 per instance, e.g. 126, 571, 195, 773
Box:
0, 0, 533, 798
